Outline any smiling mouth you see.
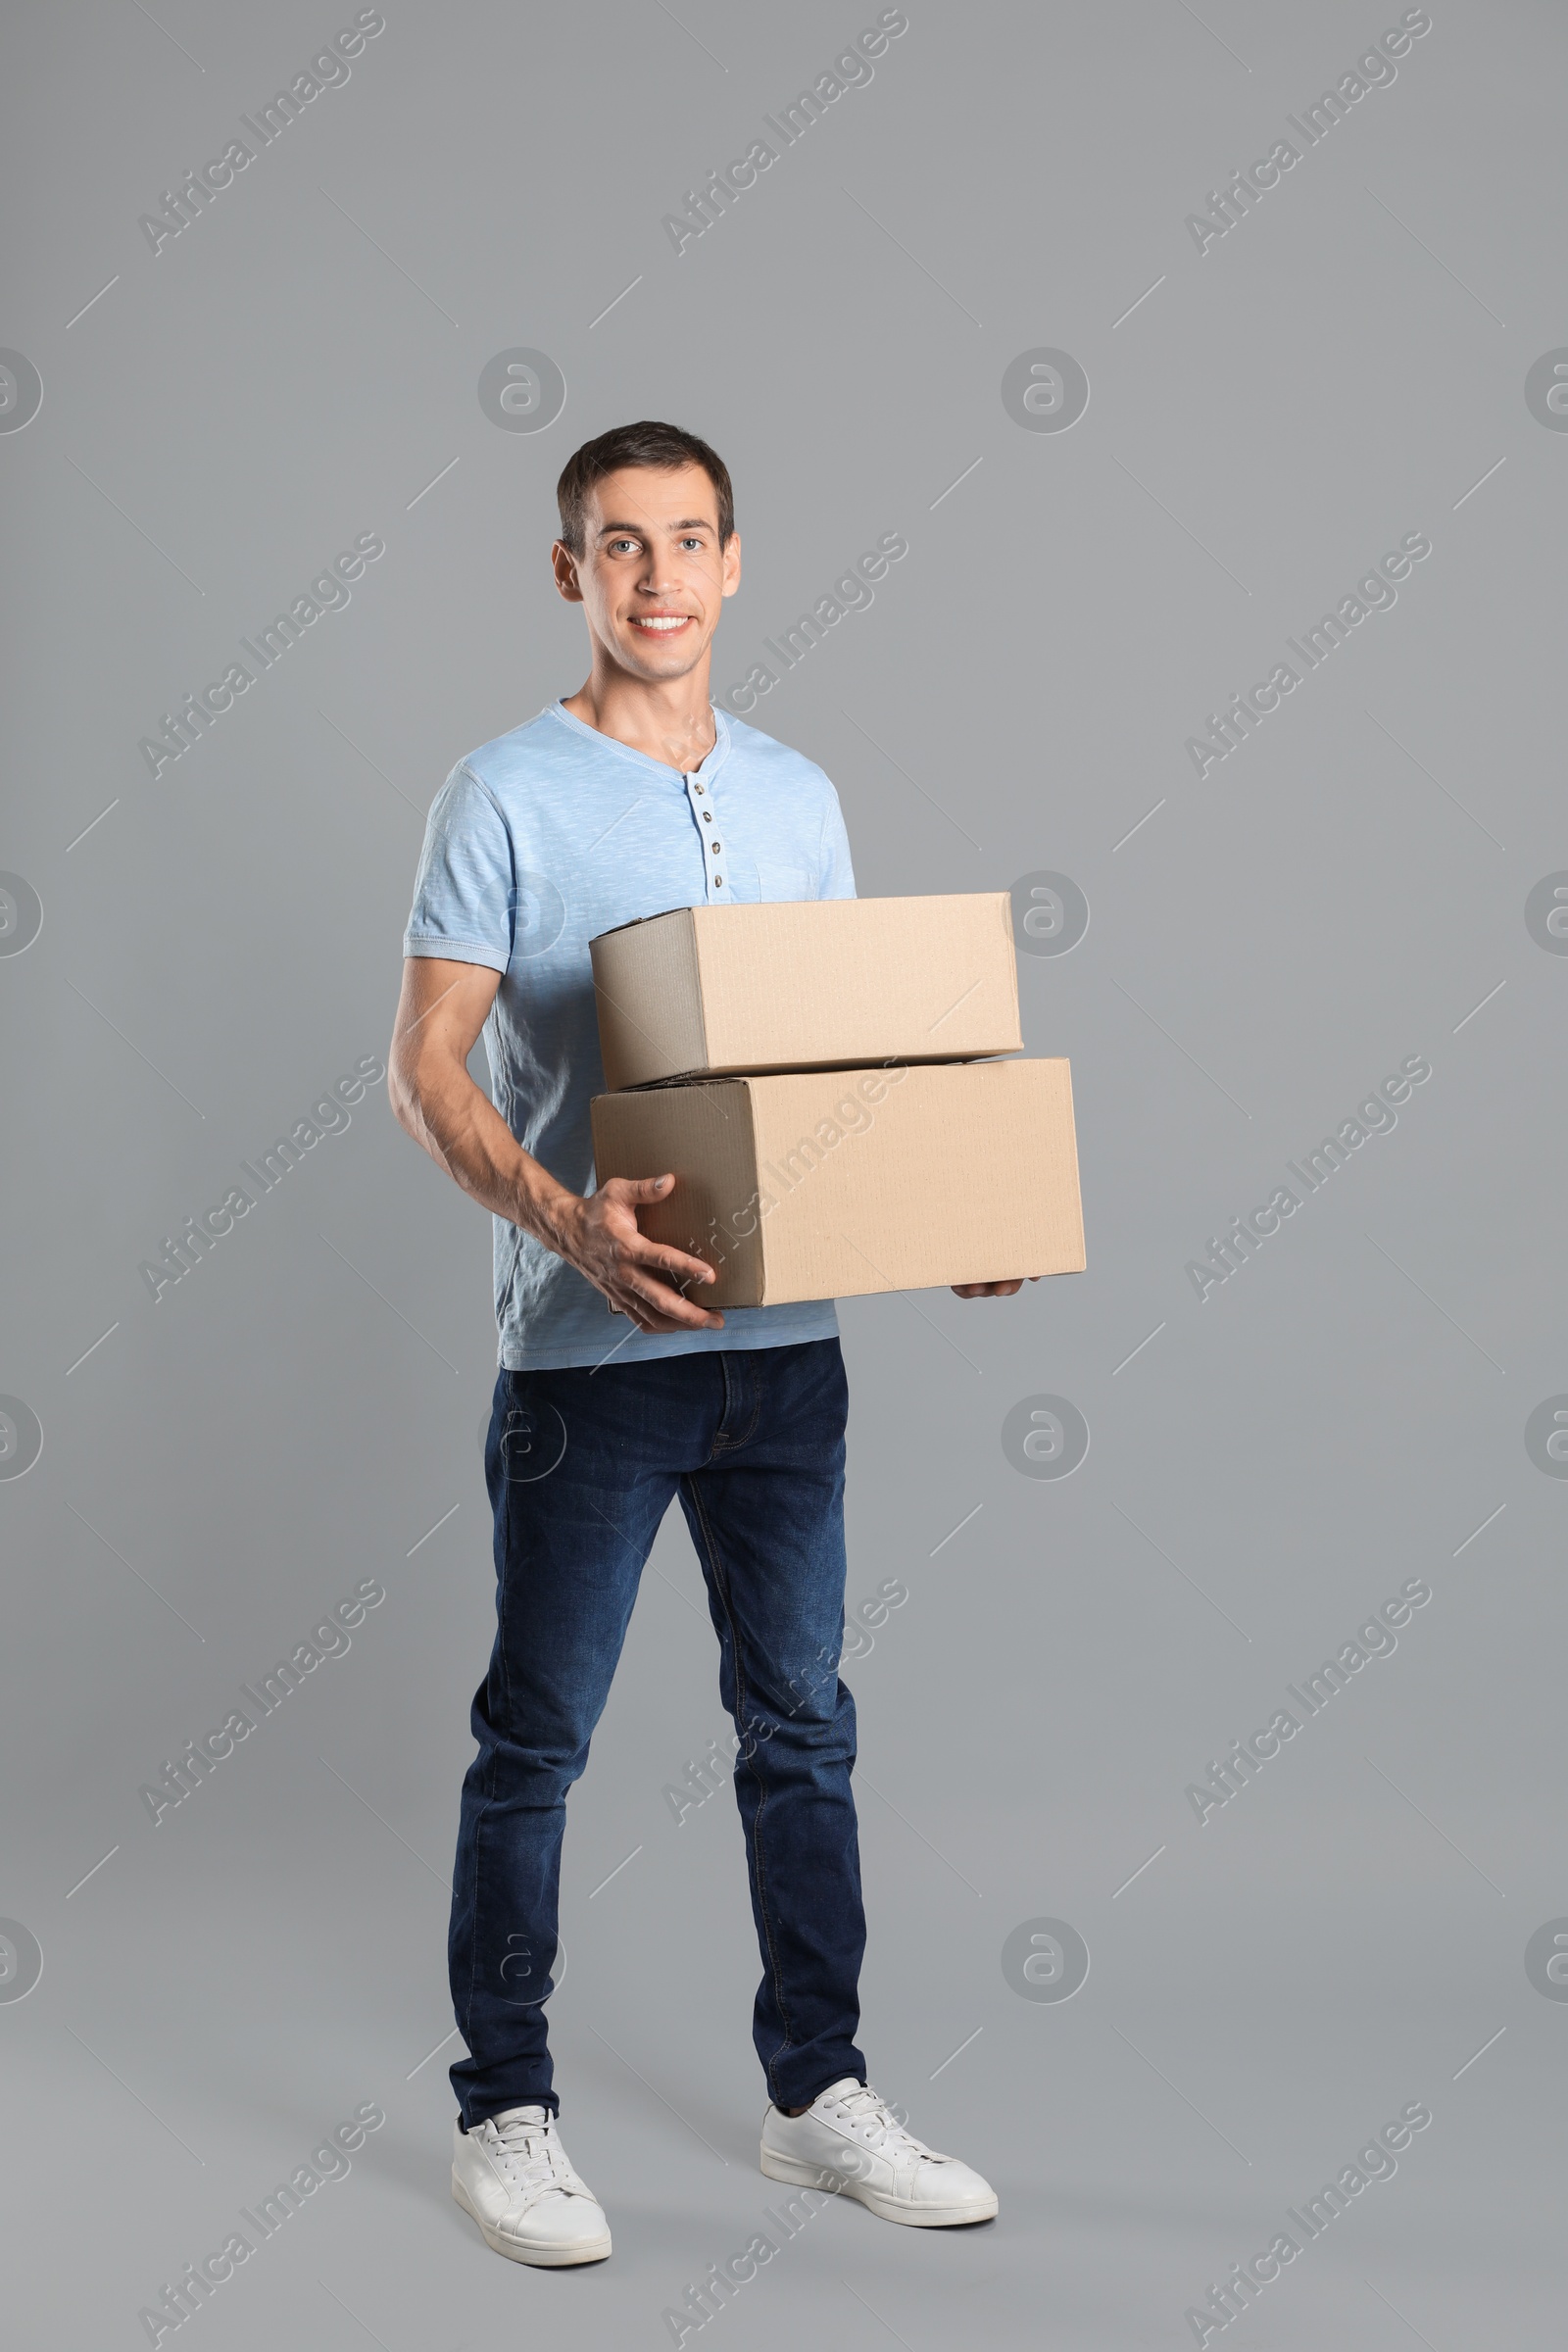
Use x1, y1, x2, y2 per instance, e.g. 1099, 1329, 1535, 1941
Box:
630, 614, 695, 633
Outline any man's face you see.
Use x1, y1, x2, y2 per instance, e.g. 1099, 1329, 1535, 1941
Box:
553, 463, 741, 681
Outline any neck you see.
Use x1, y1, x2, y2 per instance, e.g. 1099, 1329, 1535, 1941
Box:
563, 648, 718, 772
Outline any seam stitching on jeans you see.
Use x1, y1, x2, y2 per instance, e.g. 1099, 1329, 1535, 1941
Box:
460, 1385, 512, 2115
713, 1390, 762, 1452
684, 1472, 798, 2088
710, 1357, 762, 1455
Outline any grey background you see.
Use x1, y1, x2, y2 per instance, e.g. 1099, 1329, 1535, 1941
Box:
2, 1, 1563, 2343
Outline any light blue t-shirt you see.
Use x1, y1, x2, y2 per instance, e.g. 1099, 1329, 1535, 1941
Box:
404, 700, 858, 1369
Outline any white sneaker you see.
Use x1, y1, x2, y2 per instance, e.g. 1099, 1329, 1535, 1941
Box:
451, 2105, 612, 2266
760, 2077, 999, 2228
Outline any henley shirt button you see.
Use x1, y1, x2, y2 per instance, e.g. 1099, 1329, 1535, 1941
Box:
694, 783, 705, 795
710, 841, 720, 853
703, 810, 712, 821
714, 875, 723, 886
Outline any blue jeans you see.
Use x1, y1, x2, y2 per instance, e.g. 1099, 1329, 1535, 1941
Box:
449, 1338, 867, 2125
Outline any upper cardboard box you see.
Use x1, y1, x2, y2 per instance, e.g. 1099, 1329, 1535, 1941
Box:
590, 893, 1022, 1091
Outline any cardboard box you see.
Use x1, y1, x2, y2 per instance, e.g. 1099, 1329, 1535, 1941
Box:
590, 894, 1022, 1091
590, 1057, 1085, 1306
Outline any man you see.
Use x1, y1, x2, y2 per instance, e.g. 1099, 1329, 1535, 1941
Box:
390, 420, 1026, 2268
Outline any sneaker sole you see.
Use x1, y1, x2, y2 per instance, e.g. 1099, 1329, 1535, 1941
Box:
451, 2172, 612, 2265
759, 2143, 999, 2228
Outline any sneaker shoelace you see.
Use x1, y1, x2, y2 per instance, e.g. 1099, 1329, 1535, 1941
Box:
483, 2114, 579, 2200
829, 2083, 944, 2163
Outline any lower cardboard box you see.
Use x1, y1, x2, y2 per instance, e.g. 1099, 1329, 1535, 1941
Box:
590, 1057, 1085, 1308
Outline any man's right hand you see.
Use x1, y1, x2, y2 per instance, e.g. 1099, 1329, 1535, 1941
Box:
548, 1175, 723, 1336
389, 960, 723, 1338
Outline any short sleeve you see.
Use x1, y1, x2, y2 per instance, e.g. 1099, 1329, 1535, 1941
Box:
815, 786, 857, 901
403, 763, 515, 972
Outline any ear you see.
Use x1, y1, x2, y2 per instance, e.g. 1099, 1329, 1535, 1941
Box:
721, 529, 742, 599
552, 539, 585, 605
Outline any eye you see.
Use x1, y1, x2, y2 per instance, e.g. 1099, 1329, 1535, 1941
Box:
680, 536, 706, 551
609, 538, 640, 555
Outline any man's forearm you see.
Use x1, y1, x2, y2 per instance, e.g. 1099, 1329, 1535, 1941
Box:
390, 1054, 573, 1252
387, 957, 721, 1334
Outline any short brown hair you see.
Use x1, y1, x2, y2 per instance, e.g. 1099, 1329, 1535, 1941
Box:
555, 419, 735, 556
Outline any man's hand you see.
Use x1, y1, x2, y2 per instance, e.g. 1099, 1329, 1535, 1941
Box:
547, 1175, 723, 1336
952, 1277, 1042, 1298
388, 958, 724, 1339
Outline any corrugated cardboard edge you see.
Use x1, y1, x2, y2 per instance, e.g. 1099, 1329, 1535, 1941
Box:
994, 890, 1024, 1052
590, 903, 687, 940
729, 1080, 761, 1304
1056, 1058, 1087, 1271
591, 910, 707, 1091
589, 1077, 765, 1305
687, 909, 714, 1078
